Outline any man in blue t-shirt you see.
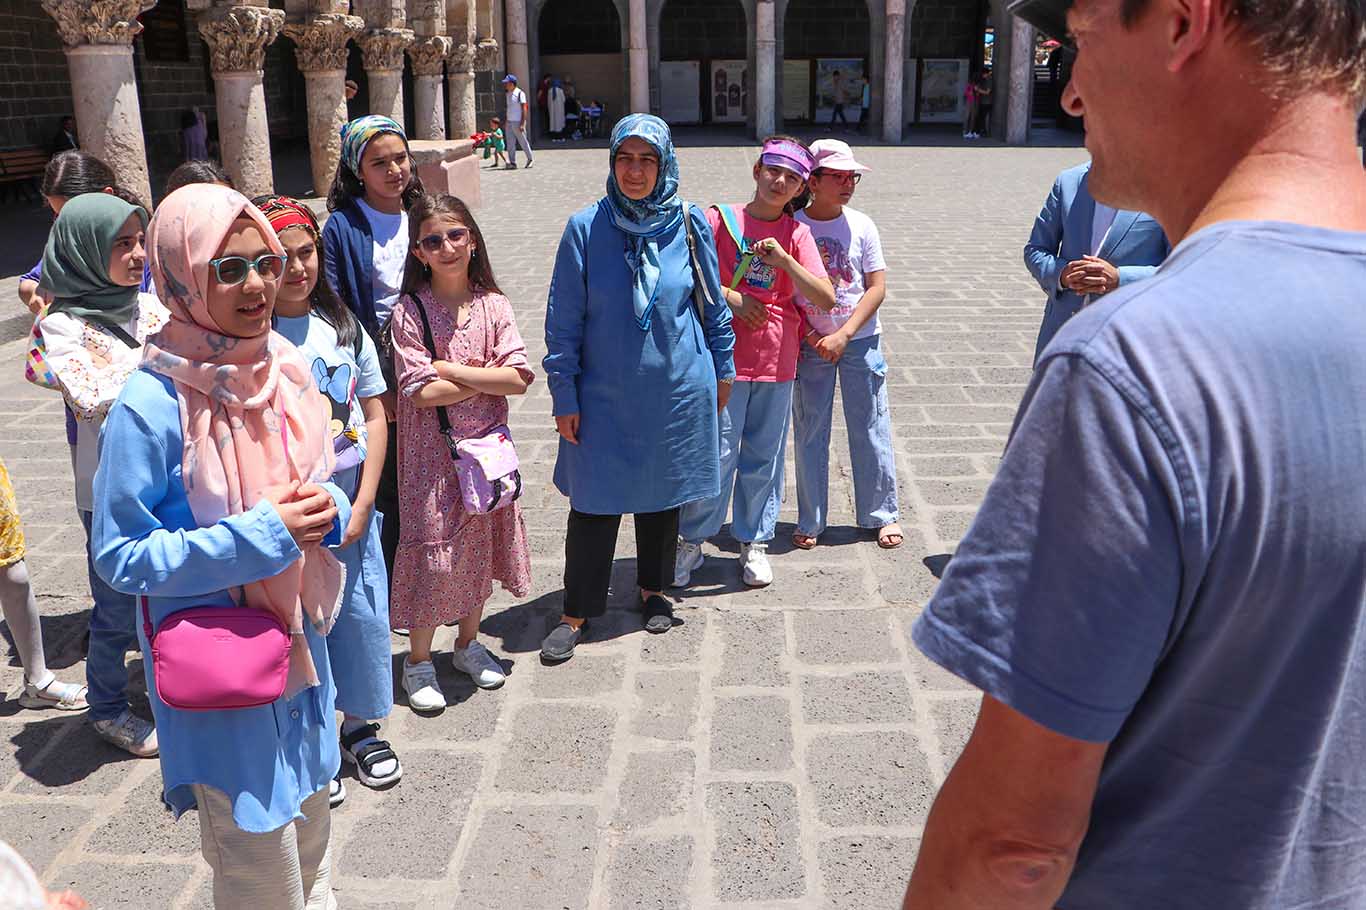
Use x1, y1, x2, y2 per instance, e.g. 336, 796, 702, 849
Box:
903, 0, 1366, 908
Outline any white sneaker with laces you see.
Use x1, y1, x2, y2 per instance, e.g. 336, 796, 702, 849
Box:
401, 659, 447, 712
92, 708, 158, 757
451, 641, 506, 690
739, 542, 773, 587
672, 539, 704, 588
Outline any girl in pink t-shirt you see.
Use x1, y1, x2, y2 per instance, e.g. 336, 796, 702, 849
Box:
675, 136, 835, 590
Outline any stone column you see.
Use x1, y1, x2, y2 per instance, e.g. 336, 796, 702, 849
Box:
504, 0, 529, 88
40, 0, 155, 206
1006, 16, 1034, 144
447, 42, 478, 138
755, 0, 776, 138
283, 12, 363, 194
628, 0, 647, 113
882, 0, 906, 143
199, 4, 286, 198
408, 37, 451, 139
359, 28, 414, 124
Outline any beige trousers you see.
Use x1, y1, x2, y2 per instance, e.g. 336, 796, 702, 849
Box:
193, 784, 338, 910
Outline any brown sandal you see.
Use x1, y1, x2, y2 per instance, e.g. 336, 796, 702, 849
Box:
792, 532, 818, 550
877, 524, 904, 550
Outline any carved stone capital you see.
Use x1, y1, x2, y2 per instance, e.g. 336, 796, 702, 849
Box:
447, 42, 475, 74
358, 27, 413, 71
41, 0, 155, 47
407, 36, 451, 76
199, 6, 286, 73
282, 13, 364, 72
474, 36, 500, 72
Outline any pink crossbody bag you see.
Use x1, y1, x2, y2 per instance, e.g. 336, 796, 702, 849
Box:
140, 417, 294, 711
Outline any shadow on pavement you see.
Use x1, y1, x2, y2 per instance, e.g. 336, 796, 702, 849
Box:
7, 711, 145, 788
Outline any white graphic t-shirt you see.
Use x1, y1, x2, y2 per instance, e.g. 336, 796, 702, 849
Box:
795, 206, 886, 339
356, 197, 409, 327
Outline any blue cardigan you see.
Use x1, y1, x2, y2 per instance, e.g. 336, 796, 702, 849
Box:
321, 201, 379, 337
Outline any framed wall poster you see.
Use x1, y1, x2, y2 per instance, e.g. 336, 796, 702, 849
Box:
919, 58, 969, 123
814, 58, 864, 126
903, 58, 918, 125
710, 60, 747, 123
782, 59, 811, 121
660, 60, 702, 125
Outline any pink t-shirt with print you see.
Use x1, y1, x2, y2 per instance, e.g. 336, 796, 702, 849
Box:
707, 204, 826, 383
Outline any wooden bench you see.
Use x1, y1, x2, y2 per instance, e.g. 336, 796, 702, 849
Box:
0, 147, 50, 202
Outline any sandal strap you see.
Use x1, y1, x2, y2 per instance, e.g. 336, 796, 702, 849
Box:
340, 722, 380, 752
36, 679, 87, 705
352, 739, 396, 770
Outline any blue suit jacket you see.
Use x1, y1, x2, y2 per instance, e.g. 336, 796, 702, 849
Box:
1023, 162, 1170, 359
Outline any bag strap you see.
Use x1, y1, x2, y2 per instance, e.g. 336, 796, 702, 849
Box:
106, 323, 139, 349
712, 204, 755, 291
681, 204, 714, 326
407, 294, 461, 460
141, 595, 153, 640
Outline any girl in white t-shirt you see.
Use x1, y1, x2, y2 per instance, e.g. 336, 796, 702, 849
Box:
792, 140, 902, 551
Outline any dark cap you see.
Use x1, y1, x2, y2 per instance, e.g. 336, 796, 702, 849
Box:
1008, 0, 1073, 45
502, 74, 518, 84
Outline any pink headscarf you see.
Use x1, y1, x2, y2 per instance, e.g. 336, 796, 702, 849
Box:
143, 184, 343, 698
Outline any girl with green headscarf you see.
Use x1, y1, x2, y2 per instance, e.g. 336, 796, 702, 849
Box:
30, 191, 168, 758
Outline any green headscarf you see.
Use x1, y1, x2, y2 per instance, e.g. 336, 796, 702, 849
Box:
39, 192, 148, 331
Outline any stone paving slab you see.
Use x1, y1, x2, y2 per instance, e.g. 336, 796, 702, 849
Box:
0, 141, 1088, 907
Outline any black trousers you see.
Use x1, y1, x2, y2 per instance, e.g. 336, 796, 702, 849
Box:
376, 420, 401, 590
563, 508, 680, 619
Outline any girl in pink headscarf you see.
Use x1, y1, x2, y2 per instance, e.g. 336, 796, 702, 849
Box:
90, 184, 351, 909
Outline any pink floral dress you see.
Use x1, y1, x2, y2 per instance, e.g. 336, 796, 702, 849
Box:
389, 288, 534, 628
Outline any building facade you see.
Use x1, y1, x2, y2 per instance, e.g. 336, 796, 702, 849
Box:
1, 0, 1033, 205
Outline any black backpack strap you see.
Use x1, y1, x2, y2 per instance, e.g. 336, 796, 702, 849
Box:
106, 323, 140, 349
407, 294, 460, 460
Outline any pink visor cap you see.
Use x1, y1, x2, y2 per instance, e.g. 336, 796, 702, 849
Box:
808, 139, 870, 173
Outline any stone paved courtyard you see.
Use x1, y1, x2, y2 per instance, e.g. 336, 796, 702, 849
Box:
0, 139, 1087, 909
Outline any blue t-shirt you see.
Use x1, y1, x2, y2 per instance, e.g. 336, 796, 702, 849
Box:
275, 312, 387, 475
914, 220, 1366, 908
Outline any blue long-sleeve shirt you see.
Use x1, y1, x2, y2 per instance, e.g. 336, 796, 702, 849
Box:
92, 369, 350, 833
544, 200, 735, 515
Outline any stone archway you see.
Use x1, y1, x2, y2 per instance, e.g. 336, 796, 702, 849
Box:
778, 0, 880, 131
656, 0, 750, 126
532, 0, 628, 134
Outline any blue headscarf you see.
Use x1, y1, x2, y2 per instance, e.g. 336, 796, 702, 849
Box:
605, 114, 684, 332
339, 115, 406, 176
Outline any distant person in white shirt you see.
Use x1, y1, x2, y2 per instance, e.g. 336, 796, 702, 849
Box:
502, 74, 534, 170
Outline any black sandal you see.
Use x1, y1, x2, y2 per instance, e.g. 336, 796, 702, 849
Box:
642, 595, 675, 634
340, 723, 403, 789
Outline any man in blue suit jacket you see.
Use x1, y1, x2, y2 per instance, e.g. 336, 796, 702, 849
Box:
1024, 161, 1170, 361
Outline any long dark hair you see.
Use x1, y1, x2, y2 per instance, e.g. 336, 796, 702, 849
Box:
325, 135, 425, 214
165, 159, 233, 197
251, 193, 362, 353
41, 150, 115, 199
399, 193, 501, 297
756, 133, 811, 215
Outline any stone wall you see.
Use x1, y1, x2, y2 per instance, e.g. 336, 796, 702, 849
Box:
784, 0, 870, 58
0, 0, 76, 150
909, 0, 982, 60
132, 0, 216, 185
660, 0, 747, 60
538, 0, 622, 55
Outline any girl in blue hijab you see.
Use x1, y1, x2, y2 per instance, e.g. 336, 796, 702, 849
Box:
541, 114, 736, 661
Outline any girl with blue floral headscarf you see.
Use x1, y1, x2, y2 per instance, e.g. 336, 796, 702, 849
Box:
541, 114, 735, 662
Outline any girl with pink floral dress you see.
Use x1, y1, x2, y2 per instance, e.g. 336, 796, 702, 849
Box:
388, 194, 534, 712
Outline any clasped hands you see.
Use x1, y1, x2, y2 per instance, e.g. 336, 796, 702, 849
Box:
262, 480, 337, 547
1061, 256, 1120, 297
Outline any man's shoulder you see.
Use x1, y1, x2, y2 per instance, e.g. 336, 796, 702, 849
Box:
1056, 161, 1092, 191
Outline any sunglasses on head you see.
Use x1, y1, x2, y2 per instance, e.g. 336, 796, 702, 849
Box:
207, 253, 286, 286
418, 227, 472, 253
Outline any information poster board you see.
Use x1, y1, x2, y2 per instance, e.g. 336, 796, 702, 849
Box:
660, 61, 701, 124
919, 58, 969, 122
782, 59, 811, 121
903, 58, 919, 125
814, 58, 865, 125
710, 60, 748, 123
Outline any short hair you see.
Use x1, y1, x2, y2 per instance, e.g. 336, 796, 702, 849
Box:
491, 117, 502, 126
1121, 0, 1366, 100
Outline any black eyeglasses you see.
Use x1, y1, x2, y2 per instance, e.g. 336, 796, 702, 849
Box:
207, 254, 286, 286
418, 227, 472, 253
815, 170, 861, 185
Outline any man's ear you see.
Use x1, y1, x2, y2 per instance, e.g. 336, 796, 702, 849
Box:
1164, 0, 1218, 73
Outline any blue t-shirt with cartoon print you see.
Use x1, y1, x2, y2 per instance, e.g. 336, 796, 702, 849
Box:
275, 312, 387, 474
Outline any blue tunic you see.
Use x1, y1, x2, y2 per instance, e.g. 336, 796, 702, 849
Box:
91, 369, 350, 834
275, 313, 393, 720
545, 200, 736, 515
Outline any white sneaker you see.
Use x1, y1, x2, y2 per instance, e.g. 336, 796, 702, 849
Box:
450, 641, 506, 690
401, 659, 447, 712
672, 539, 704, 588
739, 542, 773, 587
92, 708, 158, 757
